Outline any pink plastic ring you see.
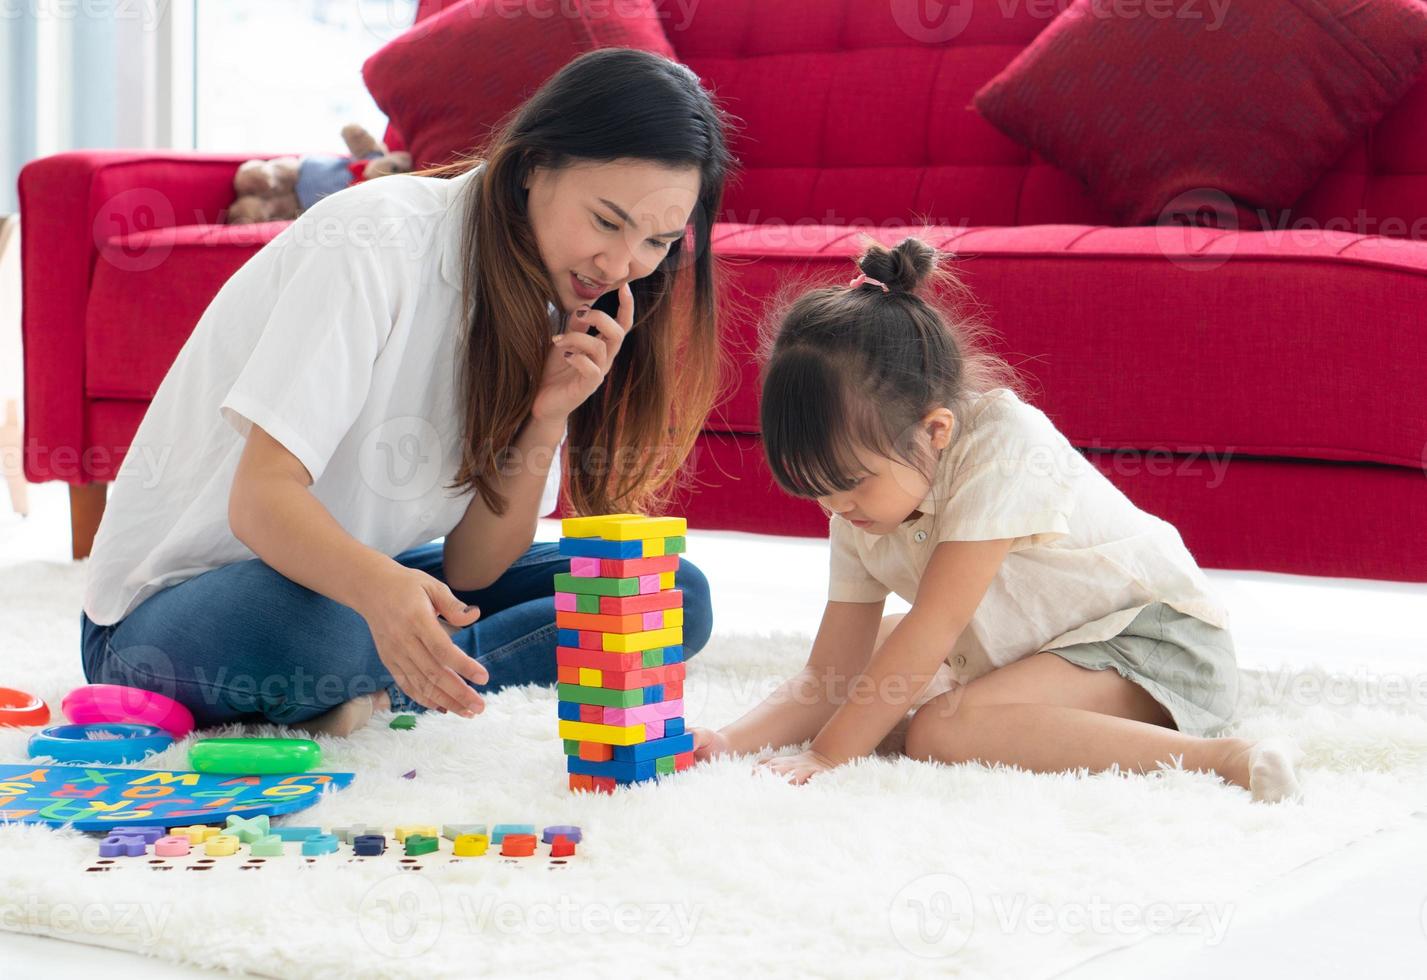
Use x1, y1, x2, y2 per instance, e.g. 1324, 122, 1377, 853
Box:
62, 684, 195, 739
0, 687, 50, 727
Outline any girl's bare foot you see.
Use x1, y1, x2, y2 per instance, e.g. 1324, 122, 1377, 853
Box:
289, 689, 391, 738
1223, 736, 1304, 803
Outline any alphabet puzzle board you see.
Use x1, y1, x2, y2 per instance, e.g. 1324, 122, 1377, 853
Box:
0, 764, 354, 831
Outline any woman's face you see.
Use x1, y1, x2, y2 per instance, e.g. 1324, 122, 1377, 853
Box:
523, 158, 701, 315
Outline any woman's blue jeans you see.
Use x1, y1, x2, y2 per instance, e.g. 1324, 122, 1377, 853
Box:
79, 540, 713, 729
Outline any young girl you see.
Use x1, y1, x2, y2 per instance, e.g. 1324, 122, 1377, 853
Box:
79, 49, 731, 735
690, 237, 1304, 804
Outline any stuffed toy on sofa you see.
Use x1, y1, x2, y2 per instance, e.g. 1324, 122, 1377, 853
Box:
226, 123, 412, 224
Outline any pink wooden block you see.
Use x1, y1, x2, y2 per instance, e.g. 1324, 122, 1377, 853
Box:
154, 835, 191, 857
555, 592, 579, 612
602, 698, 684, 726
644, 719, 665, 739
642, 610, 663, 630
571, 557, 601, 578
638, 574, 659, 594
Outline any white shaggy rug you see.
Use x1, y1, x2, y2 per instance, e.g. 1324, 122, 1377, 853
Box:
3, 558, 1427, 979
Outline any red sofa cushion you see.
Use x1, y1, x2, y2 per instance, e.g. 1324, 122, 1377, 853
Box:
972, 0, 1427, 224
362, 0, 675, 171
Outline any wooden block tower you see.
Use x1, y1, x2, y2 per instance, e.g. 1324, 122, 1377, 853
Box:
556, 514, 695, 792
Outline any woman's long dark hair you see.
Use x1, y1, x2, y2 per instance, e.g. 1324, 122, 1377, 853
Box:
414, 47, 736, 516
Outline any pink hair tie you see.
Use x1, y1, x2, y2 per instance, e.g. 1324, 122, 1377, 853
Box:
848, 273, 889, 293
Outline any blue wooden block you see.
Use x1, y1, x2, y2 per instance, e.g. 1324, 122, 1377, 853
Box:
611, 732, 694, 764
272, 826, 322, 842
665, 717, 685, 737
302, 834, 339, 856
490, 823, 535, 844
558, 628, 580, 648
662, 646, 684, 664
567, 755, 656, 781
559, 537, 642, 559
98, 834, 147, 857
353, 834, 387, 856
557, 700, 582, 721
541, 825, 583, 844
644, 683, 664, 703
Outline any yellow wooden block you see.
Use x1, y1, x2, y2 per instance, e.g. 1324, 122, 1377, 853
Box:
603, 625, 682, 653
578, 667, 602, 686
454, 833, 489, 857
204, 833, 239, 857
659, 571, 675, 590
642, 537, 665, 558
594, 516, 687, 540
174, 824, 218, 845
561, 514, 641, 538
394, 824, 439, 843
558, 719, 647, 746
665, 607, 684, 628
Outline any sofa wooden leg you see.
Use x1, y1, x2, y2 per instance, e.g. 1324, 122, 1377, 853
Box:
69, 482, 108, 560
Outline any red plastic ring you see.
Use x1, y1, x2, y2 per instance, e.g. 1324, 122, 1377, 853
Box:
0, 687, 51, 727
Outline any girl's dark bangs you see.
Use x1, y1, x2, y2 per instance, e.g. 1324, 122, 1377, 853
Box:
761, 356, 868, 499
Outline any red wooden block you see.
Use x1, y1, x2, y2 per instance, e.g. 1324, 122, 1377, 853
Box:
601, 589, 683, 616
569, 773, 594, 792
578, 630, 602, 650
578, 703, 602, 723
591, 776, 617, 794
664, 678, 684, 700
578, 741, 613, 762
550, 835, 577, 857
596, 662, 687, 691
557, 610, 646, 634
673, 751, 694, 771
556, 647, 646, 672
599, 555, 679, 578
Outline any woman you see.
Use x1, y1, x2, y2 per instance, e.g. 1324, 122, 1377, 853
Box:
79, 49, 734, 735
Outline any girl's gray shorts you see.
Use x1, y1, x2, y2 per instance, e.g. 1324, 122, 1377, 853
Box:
1047, 601, 1240, 737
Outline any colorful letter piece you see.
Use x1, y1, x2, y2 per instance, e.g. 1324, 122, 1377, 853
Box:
557, 514, 691, 791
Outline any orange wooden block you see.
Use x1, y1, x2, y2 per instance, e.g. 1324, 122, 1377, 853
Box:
578, 741, 613, 762
557, 664, 581, 684
569, 773, 594, 792
556, 610, 646, 634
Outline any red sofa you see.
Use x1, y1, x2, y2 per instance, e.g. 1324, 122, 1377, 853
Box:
19, 1, 1427, 580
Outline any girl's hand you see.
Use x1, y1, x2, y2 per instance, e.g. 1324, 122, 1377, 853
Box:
531, 282, 635, 424
760, 748, 838, 785
357, 565, 489, 716
689, 727, 733, 763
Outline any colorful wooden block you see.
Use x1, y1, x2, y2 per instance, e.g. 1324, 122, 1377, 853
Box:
453, 833, 489, 856
644, 719, 665, 739
642, 538, 664, 558
567, 755, 656, 782
556, 610, 649, 634
272, 826, 322, 842
153, 835, 190, 857
557, 646, 647, 672
249, 835, 285, 857
674, 751, 694, 771
205, 834, 239, 857
559, 513, 641, 537
611, 732, 695, 764
550, 836, 577, 857
173, 824, 218, 845
563, 738, 581, 755
558, 537, 643, 560
602, 625, 682, 654
570, 556, 602, 577
656, 755, 676, 775
665, 535, 686, 554
642, 648, 664, 668
557, 665, 581, 686
576, 741, 612, 762
596, 555, 679, 578
578, 704, 601, 723
332, 824, 371, 844
561, 515, 686, 540
591, 776, 617, 794
405, 834, 439, 857
553, 572, 639, 597
490, 823, 535, 844
568, 773, 594, 792
601, 589, 683, 616
578, 667, 602, 687
666, 717, 685, 737
354, 834, 387, 856
589, 661, 685, 691
660, 571, 676, 590
558, 720, 646, 746
601, 698, 683, 726
554, 592, 579, 612
541, 825, 583, 844
301, 834, 339, 856
99, 834, 147, 858
224, 813, 270, 844
500, 833, 537, 857
394, 824, 438, 843
442, 824, 487, 841
110, 825, 165, 844
557, 683, 644, 708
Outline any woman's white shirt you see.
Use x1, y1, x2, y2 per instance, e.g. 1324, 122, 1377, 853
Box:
83, 166, 563, 626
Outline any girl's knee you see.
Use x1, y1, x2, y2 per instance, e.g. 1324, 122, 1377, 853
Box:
903, 688, 968, 762
675, 558, 713, 657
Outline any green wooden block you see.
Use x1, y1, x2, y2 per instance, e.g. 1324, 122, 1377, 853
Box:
576, 593, 601, 614
642, 648, 663, 668
656, 755, 676, 775
405, 834, 439, 857
557, 682, 643, 708
389, 714, 416, 730
664, 535, 686, 554
249, 834, 285, 857
563, 738, 581, 756
554, 572, 638, 597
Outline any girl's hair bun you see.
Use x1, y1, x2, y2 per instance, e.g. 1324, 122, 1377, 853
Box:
855, 237, 937, 294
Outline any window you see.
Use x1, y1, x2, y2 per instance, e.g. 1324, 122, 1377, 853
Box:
194, 0, 417, 153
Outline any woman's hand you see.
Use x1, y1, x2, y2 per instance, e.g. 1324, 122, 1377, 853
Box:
356, 564, 489, 716
760, 748, 839, 785
531, 282, 635, 424
689, 726, 733, 763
